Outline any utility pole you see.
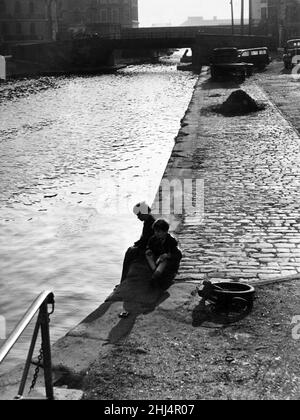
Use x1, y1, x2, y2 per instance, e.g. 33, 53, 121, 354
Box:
230, 0, 235, 35
249, 0, 253, 35
241, 0, 244, 35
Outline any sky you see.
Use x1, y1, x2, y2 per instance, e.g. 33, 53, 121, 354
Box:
138, 0, 249, 27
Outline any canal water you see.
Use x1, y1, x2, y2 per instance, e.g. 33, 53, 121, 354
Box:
0, 50, 197, 374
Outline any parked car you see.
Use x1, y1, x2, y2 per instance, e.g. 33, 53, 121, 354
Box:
210, 48, 254, 82
238, 47, 271, 70
283, 39, 300, 69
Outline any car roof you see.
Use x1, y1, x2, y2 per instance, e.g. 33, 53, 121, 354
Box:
239, 47, 268, 52
213, 47, 238, 52
287, 39, 300, 43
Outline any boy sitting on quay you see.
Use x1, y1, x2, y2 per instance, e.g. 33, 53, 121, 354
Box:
120, 201, 156, 284
145, 219, 182, 290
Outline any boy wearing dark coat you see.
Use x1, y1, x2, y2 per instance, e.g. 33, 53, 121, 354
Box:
120, 201, 155, 283
146, 219, 182, 290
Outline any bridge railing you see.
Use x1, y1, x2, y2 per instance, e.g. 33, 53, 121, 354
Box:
101, 27, 201, 41
123, 31, 198, 39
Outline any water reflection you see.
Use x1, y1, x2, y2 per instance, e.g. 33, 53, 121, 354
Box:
0, 50, 197, 373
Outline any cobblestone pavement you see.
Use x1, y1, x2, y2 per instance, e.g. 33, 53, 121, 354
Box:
254, 61, 300, 136
163, 67, 300, 284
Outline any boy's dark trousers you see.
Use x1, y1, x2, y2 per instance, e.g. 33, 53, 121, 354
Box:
120, 246, 143, 283
151, 253, 182, 290
151, 271, 175, 290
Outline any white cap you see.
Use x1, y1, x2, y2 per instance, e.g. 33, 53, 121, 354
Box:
133, 201, 151, 215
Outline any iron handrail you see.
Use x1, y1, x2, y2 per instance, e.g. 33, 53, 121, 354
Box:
0, 291, 55, 400
0, 291, 54, 364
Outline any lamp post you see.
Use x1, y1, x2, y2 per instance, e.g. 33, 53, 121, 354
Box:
249, 0, 253, 35
230, 0, 235, 34
241, 0, 244, 35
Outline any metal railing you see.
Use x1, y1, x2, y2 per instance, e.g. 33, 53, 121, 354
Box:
0, 291, 55, 400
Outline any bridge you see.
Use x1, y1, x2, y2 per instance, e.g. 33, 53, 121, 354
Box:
3, 26, 276, 77
103, 26, 206, 49
83, 26, 276, 67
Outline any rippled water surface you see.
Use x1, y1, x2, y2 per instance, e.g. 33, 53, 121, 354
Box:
0, 51, 197, 373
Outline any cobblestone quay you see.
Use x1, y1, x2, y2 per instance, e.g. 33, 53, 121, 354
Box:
159, 66, 300, 284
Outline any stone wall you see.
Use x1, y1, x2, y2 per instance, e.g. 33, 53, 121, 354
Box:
4, 39, 116, 77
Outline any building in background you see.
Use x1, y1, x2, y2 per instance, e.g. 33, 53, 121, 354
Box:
57, 0, 139, 37
247, 0, 270, 35
267, 0, 300, 45
181, 16, 248, 26
0, 0, 58, 43
0, 0, 139, 43
252, 0, 269, 24
234, 0, 300, 42
97, 0, 138, 28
